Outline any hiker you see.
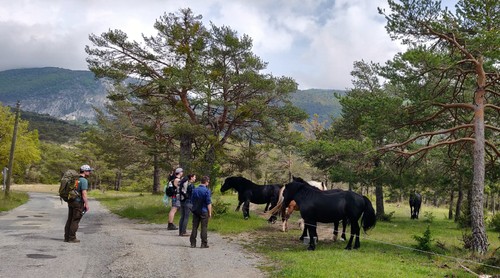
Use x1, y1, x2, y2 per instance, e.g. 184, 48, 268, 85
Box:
178, 173, 196, 236
190, 176, 212, 248
167, 167, 183, 230
64, 164, 91, 243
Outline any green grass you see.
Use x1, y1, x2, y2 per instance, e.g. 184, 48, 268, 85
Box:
90, 190, 500, 277
0, 191, 29, 211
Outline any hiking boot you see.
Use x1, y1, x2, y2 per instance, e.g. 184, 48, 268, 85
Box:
167, 223, 178, 230
67, 239, 80, 243
201, 244, 209, 248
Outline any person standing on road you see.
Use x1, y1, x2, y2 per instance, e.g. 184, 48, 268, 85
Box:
190, 176, 212, 248
167, 167, 183, 230
178, 174, 196, 236
64, 164, 91, 243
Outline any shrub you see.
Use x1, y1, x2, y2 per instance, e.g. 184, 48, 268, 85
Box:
211, 196, 230, 218
378, 211, 395, 222
413, 225, 433, 252
423, 211, 435, 223
488, 213, 500, 233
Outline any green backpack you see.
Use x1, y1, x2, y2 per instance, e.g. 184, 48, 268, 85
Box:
58, 169, 80, 202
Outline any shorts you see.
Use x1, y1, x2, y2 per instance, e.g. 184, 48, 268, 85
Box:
171, 197, 181, 208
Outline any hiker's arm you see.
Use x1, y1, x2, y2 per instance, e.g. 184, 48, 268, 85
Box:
207, 203, 212, 218
82, 190, 89, 211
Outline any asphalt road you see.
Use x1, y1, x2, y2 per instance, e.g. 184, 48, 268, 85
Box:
0, 192, 266, 278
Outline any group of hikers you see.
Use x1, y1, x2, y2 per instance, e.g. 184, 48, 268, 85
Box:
64, 165, 213, 249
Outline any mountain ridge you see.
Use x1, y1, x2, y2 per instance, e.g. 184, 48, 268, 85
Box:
0, 67, 343, 123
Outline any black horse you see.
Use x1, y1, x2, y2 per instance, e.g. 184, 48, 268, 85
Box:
409, 192, 422, 219
281, 181, 376, 251
291, 176, 348, 242
221, 176, 281, 222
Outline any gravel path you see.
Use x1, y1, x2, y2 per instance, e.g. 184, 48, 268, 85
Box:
0, 192, 267, 278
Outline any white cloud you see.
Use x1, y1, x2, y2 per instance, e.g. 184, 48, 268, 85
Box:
0, 0, 413, 90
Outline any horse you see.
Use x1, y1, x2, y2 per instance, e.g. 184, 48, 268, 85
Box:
409, 192, 422, 219
281, 180, 376, 251
220, 176, 281, 222
269, 177, 348, 242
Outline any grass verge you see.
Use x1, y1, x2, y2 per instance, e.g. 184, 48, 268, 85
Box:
0, 191, 29, 212
90, 190, 500, 277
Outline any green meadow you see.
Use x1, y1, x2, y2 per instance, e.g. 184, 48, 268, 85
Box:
89, 190, 500, 277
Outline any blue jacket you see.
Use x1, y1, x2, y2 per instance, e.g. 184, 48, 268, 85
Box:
191, 185, 211, 214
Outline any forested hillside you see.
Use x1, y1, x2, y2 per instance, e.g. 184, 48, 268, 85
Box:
19, 110, 85, 143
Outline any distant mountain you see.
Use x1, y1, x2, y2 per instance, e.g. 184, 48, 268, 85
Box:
0, 67, 109, 122
0, 67, 344, 124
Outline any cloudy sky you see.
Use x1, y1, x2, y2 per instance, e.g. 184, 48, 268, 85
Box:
0, 0, 455, 90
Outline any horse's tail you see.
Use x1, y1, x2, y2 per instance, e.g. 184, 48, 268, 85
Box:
268, 186, 285, 216
361, 196, 376, 232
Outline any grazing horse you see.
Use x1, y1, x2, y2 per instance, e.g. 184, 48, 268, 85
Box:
269, 177, 347, 242
409, 192, 422, 219
281, 181, 376, 251
221, 176, 281, 222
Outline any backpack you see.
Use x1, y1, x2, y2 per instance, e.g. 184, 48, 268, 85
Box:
165, 180, 176, 197
58, 169, 80, 202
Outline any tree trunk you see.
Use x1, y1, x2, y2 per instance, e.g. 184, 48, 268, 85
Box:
470, 83, 488, 254
448, 189, 454, 220
455, 182, 464, 222
204, 145, 218, 191
114, 171, 122, 191
179, 134, 192, 172
375, 182, 385, 218
152, 154, 160, 194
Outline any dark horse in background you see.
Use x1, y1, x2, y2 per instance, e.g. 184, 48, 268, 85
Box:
281, 180, 376, 251
221, 176, 281, 222
409, 192, 422, 219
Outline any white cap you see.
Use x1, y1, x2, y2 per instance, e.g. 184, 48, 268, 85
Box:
175, 167, 183, 174
80, 165, 93, 171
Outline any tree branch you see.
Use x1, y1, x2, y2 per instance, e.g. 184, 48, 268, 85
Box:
380, 124, 474, 151
385, 138, 476, 157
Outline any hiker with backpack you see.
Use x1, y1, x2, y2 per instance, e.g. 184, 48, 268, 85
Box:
190, 176, 212, 248
178, 173, 196, 236
64, 164, 92, 243
167, 167, 183, 230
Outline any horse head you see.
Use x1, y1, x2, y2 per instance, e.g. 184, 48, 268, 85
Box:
220, 176, 251, 193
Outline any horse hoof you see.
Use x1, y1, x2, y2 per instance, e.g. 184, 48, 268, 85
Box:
244, 216, 249, 220
299, 237, 304, 241
307, 246, 316, 251
345, 246, 352, 250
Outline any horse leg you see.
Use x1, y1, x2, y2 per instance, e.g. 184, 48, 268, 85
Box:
299, 224, 307, 241
341, 219, 347, 241
345, 221, 355, 250
353, 220, 361, 249
264, 202, 270, 212
243, 200, 250, 219
333, 221, 339, 242
235, 201, 242, 212
307, 222, 316, 251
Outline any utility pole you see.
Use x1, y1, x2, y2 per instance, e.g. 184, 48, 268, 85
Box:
5, 101, 20, 198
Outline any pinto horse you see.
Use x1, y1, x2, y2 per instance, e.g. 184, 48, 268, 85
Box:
281, 180, 376, 251
409, 192, 422, 219
269, 177, 348, 242
221, 176, 281, 222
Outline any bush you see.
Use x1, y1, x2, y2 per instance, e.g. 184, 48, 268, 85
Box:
211, 196, 230, 218
378, 211, 395, 222
488, 213, 500, 233
413, 225, 433, 252
423, 211, 435, 223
